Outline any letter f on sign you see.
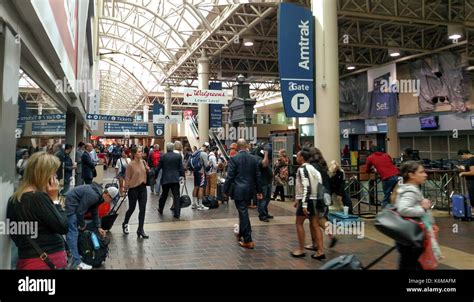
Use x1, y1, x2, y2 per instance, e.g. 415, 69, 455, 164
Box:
297, 96, 305, 110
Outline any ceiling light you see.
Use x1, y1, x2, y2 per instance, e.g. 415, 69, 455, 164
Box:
448, 25, 463, 40
243, 38, 254, 47
346, 65, 355, 70
388, 49, 400, 57
387, 41, 401, 57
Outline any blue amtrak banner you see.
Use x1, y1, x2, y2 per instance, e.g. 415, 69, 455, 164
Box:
278, 3, 315, 118
153, 103, 164, 115
369, 73, 398, 117
86, 114, 133, 122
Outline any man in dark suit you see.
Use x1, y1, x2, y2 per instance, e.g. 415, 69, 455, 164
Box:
81, 143, 96, 185
224, 139, 263, 249
155, 142, 185, 219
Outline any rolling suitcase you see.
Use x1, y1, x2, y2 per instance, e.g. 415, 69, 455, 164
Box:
101, 191, 128, 231
320, 245, 396, 270
217, 180, 228, 203
451, 178, 473, 221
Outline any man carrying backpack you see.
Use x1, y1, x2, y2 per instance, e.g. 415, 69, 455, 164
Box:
189, 142, 210, 210
65, 183, 118, 270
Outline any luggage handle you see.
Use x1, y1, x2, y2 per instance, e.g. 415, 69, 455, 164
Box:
460, 176, 467, 196
362, 245, 397, 270
180, 178, 189, 196
110, 190, 128, 214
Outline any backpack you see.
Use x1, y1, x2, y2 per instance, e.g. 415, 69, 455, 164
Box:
78, 230, 109, 268
119, 158, 127, 175
188, 151, 203, 172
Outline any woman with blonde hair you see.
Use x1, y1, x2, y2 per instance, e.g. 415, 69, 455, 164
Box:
7, 152, 69, 270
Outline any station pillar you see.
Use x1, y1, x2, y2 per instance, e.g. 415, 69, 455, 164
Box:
197, 51, 209, 146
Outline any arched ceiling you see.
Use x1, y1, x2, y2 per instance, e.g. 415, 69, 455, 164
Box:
97, 0, 473, 115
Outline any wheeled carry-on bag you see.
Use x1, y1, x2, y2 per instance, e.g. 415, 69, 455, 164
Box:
100, 191, 128, 231
451, 177, 473, 221
217, 179, 228, 203
320, 245, 396, 270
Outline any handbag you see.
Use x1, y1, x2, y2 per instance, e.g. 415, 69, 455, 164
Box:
374, 209, 424, 248
143, 160, 155, 186
179, 180, 191, 208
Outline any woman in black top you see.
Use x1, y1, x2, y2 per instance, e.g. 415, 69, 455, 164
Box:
7, 152, 68, 269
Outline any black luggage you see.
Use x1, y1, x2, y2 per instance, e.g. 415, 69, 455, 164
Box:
320, 245, 396, 270
100, 191, 127, 231
180, 181, 191, 208
217, 181, 228, 203
202, 196, 219, 209
78, 230, 109, 268
105, 177, 119, 190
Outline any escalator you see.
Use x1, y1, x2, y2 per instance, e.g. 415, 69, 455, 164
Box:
186, 116, 229, 162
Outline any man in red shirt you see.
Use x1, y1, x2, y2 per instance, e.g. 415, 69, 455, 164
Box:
365, 146, 399, 207
148, 144, 161, 195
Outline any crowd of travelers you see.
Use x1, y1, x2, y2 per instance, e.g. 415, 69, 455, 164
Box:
9, 138, 472, 271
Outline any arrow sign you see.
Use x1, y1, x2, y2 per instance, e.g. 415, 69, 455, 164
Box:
183, 88, 228, 104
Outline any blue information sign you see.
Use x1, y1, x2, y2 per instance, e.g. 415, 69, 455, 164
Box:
153, 124, 165, 137
86, 114, 133, 122
18, 114, 66, 122
104, 123, 148, 136
31, 122, 65, 136
209, 104, 222, 128
209, 82, 223, 128
278, 3, 315, 118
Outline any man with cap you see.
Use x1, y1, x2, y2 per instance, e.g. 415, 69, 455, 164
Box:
65, 183, 118, 269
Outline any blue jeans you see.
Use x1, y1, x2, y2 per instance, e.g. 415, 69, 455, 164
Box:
235, 199, 252, 243
66, 214, 81, 264
258, 184, 272, 220
382, 176, 399, 207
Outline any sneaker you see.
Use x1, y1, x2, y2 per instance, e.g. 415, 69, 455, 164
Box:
191, 203, 198, 209
77, 262, 93, 270
198, 205, 209, 211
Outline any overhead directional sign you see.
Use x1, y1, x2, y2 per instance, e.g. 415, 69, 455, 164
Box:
104, 123, 148, 136
183, 88, 228, 104
31, 122, 66, 136
86, 114, 134, 122
18, 114, 66, 122
278, 3, 315, 118
153, 124, 165, 137
152, 114, 182, 124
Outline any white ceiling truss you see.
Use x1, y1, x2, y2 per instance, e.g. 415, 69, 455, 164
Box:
97, 0, 474, 115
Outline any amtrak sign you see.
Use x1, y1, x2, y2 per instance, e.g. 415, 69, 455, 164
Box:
278, 3, 315, 118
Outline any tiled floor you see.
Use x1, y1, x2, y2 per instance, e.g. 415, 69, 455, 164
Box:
97, 171, 474, 270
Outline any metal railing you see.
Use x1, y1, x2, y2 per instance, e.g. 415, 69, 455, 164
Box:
341, 165, 459, 216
